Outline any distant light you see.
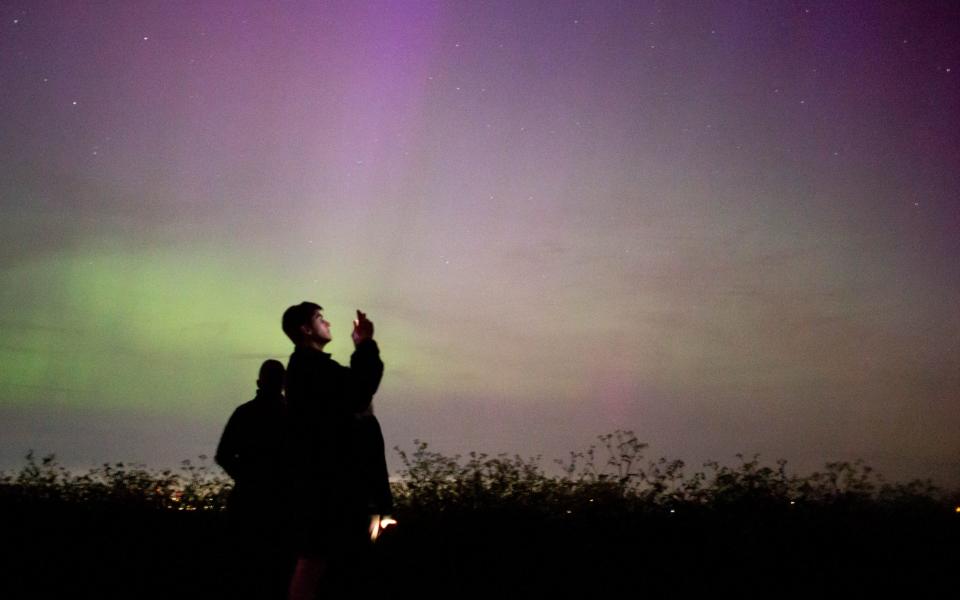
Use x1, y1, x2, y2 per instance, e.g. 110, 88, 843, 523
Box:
790, 501, 796, 505
669, 509, 675, 514
955, 506, 960, 514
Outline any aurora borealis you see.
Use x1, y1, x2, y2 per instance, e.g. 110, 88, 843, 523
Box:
1, 1, 958, 485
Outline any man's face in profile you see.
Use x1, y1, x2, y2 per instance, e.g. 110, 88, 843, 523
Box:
303, 309, 332, 345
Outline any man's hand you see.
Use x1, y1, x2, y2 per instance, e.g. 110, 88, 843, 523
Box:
352, 310, 374, 346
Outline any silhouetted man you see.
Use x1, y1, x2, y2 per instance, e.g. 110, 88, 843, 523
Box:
215, 359, 295, 599
281, 302, 387, 599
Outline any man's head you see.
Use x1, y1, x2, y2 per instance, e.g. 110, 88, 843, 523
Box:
282, 301, 332, 348
257, 359, 285, 395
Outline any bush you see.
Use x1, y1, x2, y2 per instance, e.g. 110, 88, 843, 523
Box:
0, 432, 955, 598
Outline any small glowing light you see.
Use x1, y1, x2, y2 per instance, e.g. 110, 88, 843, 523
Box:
370, 514, 397, 542
565, 510, 572, 514
954, 506, 959, 514
143, 36, 149, 41
790, 501, 796, 505
669, 509, 675, 514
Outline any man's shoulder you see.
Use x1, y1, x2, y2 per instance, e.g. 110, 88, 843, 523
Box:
289, 347, 345, 371
232, 397, 260, 416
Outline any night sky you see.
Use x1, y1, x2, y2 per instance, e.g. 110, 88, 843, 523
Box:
1, 1, 958, 486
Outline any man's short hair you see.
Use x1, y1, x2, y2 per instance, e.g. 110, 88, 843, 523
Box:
257, 359, 285, 394
282, 301, 322, 345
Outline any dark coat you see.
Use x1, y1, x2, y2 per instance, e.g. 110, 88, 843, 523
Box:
285, 340, 385, 548
353, 413, 394, 515
215, 391, 292, 516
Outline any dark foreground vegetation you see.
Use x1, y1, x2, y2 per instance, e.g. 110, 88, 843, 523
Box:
2, 432, 956, 599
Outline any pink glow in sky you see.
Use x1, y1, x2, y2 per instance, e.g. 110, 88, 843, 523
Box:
1, 1, 958, 486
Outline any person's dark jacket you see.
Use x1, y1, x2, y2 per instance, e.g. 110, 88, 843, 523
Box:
215, 390, 291, 515
353, 412, 394, 515
285, 340, 384, 526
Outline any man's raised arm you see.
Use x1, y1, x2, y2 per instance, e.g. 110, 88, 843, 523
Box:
346, 309, 384, 413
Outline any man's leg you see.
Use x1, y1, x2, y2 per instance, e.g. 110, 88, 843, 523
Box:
287, 555, 327, 600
